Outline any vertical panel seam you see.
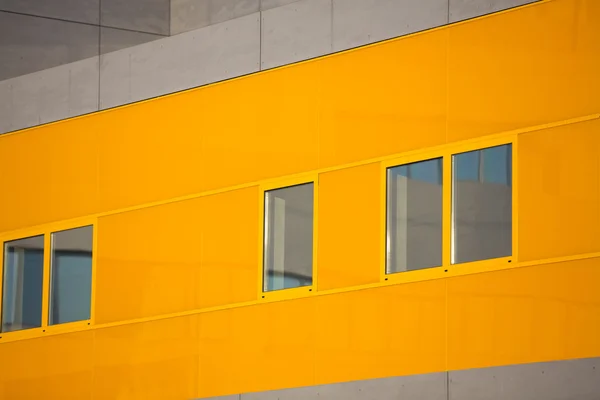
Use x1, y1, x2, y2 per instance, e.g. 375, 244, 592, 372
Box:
330, 0, 334, 53
97, 0, 102, 110
259, 1, 263, 70
446, 370, 450, 400
168, 0, 172, 36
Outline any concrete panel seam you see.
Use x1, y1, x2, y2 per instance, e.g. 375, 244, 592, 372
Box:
0, 8, 170, 37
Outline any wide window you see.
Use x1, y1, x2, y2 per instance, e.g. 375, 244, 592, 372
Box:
263, 183, 314, 292
1, 235, 45, 333
452, 144, 512, 264
386, 158, 443, 274
49, 225, 93, 325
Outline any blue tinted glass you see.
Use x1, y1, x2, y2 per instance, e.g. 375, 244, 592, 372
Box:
396, 165, 409, 178
407, 158, 442, 184
482, 145, 512, 185
454, 150, 480, 181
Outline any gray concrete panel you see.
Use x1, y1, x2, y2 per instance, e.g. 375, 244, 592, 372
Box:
99, 50, 131, 109
0, 0, 99, 24
9, 71, 44, 130
0, 79, 13, 133
261, 0, 332, 70
37, 64, 70, 125
193, 358, 600, 400
449, 358, 600, 400
449, 0, 538, 23
261, 0, 302, 11
1, 58, 101, 133
200, 396, 239, 400
128, 13, 259, 102
332, 0, 448, 52
170, 0, 259, 35
100, 13, 259, 106
100, 27, 164, 54
68, 57, 100, 116
0, 11, 99, 81
101, 0, 170, 35
241, 373, 447, 400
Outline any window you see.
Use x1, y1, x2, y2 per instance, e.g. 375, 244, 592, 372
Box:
0, 224, 94, 335
1, 235, 45, 333
263, 183, 314, 292
49, 226, 93, 325
386, 158, 443, 274
452, 144, 512, 264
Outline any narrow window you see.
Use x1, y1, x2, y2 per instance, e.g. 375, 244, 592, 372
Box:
263, 183, 314, 292
1, 235, 45, 333
386, 158, 443, 274
49, 226, 93, 325
452, 144, 512, 264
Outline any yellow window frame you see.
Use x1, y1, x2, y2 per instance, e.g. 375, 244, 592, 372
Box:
0, 216, 98, 343
258, 173, 319, 301
380, 134, 518, 285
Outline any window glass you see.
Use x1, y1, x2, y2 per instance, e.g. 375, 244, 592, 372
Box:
263, 183, 314, 292
386, 158, 443, 274
1, 235, 44, 333
452, 144, 512, 264
49, 226, 93, 325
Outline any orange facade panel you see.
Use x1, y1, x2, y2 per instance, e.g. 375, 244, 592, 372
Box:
95, 198, 203, 324
0, 0, 597, 232
518, 118, 600, 261
447, 0, 600, 142
447, 257, 600, 371
318, 163, 381, 290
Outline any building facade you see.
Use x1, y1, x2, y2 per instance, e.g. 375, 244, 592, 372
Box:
0, 0, 599, 398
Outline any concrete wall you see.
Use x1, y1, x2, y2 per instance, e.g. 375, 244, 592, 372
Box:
199, 357, 600, 400
0, 0, 173, 81
0, 0, 538, 134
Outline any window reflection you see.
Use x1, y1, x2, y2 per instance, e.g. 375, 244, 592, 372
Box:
452, 144, 512, 264
49, 226, 93, 325
1, 235, 45, 333
387, 158, 443, 273
263, 183, 314, 292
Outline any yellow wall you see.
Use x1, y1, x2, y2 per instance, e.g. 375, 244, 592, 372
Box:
0, 0, 599, 398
